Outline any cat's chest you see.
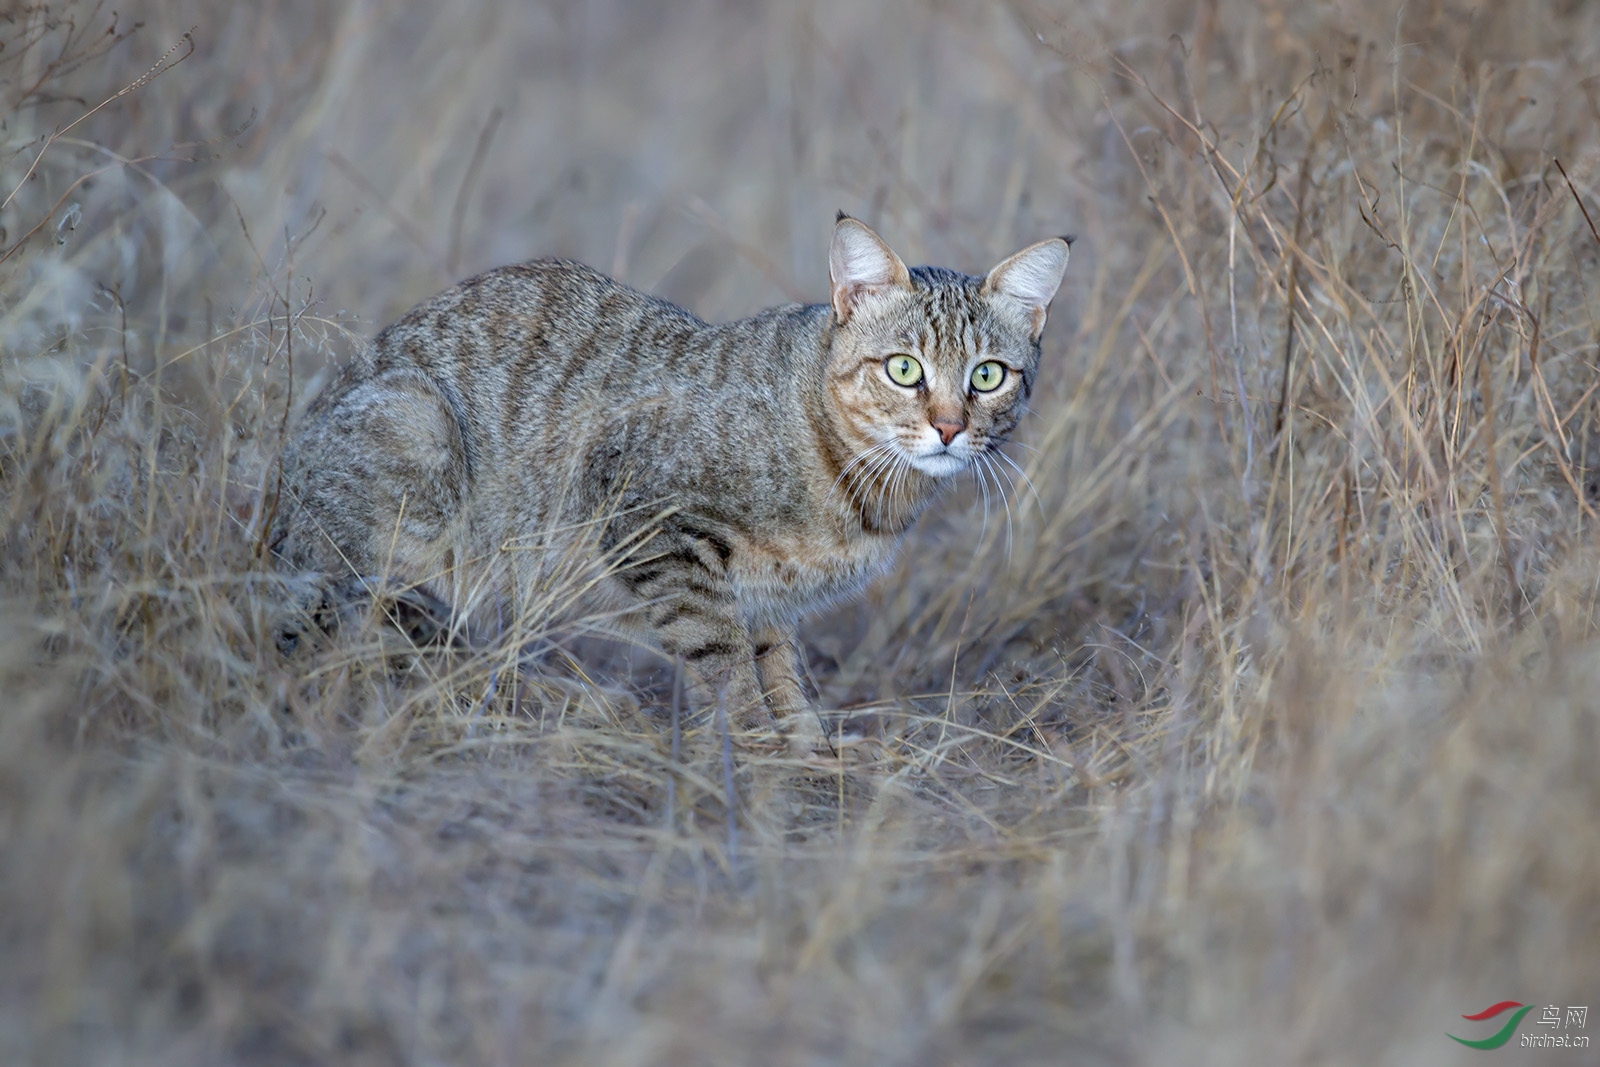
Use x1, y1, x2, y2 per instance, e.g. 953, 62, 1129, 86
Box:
730, 528, 899, 623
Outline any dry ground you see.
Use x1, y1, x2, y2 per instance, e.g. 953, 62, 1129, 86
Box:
3, 1, 1599, 1063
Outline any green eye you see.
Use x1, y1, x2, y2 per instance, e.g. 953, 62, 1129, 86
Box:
885, 354, 924, 387
970, 361, 1005, 392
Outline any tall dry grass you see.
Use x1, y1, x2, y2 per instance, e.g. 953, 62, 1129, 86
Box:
2, 1, 1598, 1063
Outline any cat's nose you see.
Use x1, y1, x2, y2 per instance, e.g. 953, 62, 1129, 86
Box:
931, 415, 966, 446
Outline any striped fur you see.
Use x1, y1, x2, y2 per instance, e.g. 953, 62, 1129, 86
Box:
274, 217, 1070, 752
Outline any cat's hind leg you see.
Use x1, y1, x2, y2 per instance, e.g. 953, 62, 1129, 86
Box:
273, 570, 464, 654
273, 369, 479, 647
278, 369, 470, 581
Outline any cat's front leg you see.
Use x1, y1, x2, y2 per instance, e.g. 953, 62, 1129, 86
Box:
752, 623, 828, 757
616, 530, 775, 739
657, 610, 773, 740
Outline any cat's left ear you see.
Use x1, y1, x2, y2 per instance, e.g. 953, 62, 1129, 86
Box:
983, 236, 1072, 341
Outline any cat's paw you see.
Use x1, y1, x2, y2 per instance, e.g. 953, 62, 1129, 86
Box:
778, 710, 883, 766
779, 710, 830, 759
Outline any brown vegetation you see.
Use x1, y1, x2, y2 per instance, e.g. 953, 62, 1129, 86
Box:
2, 1, 1598, 1063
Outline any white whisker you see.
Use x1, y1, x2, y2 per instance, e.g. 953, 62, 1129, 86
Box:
967, 457, 995, 571
971, 452, 992, 549
829, 441, 894, 496
993, 448, 1046, 520
890, 452, 914, 526
856, 446, 899, 527
868, 453, 891, 527
826, 441, 899, 508
883, 453, 909, 527
979, 453, 1015, 563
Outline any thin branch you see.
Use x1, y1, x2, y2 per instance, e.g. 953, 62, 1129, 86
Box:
1554, 158, 1600, 249
1, 27, 195, 215
448, 105, 503, 276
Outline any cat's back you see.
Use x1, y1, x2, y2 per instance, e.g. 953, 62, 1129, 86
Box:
356, 258, 703, 389
299, 258, 720, 490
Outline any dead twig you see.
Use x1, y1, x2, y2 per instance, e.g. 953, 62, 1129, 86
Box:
0, 26, 195, 215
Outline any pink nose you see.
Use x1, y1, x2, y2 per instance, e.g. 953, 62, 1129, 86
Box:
931, 416, 966, 446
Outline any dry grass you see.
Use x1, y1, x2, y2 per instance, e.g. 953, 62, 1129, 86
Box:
3, 1, 1599, 1063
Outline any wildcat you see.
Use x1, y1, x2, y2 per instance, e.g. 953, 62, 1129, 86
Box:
273, 215, 1070, 755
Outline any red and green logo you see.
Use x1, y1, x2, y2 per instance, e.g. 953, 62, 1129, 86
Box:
1448, 1001, 1535, 1050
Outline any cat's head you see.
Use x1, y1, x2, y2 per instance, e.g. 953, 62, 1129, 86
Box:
824, 214, 1070, 478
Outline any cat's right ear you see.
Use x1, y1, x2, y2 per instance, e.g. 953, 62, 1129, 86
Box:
830, 215, 910, 324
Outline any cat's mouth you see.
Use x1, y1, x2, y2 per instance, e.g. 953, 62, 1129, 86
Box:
908, 444, 971, 478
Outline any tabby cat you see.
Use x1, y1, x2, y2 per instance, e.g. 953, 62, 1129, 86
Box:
274, 215, 1070, 755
